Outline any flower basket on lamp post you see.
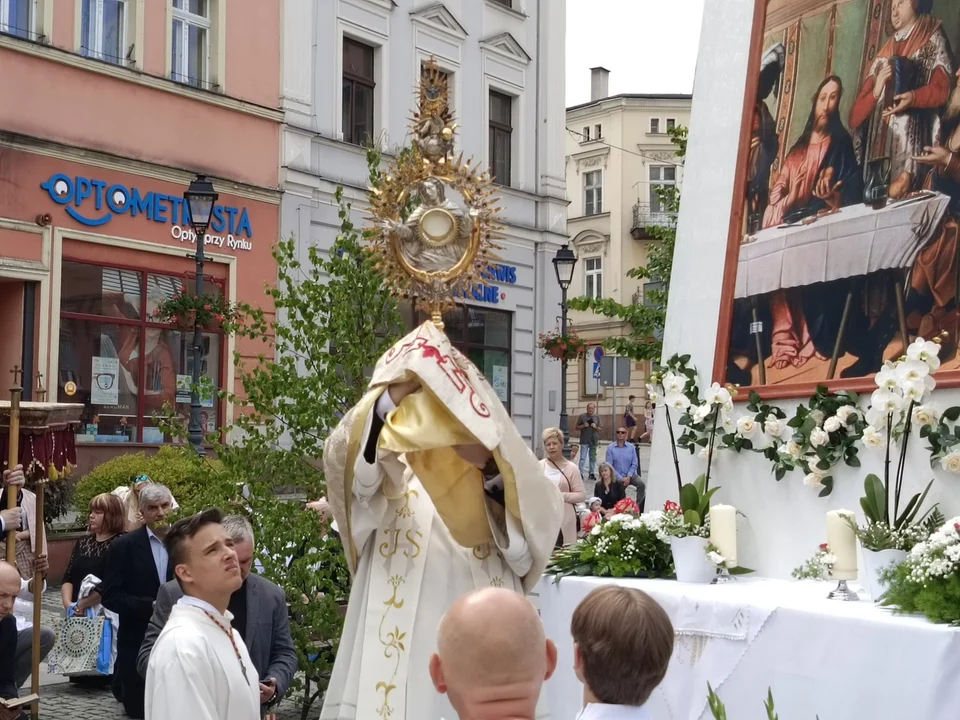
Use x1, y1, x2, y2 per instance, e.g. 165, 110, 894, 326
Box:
153, 292, 235, 332
537, 329, 587, 363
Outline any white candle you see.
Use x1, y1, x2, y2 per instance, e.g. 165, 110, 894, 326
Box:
826, 510, 858, 581
709, 504, 737, 567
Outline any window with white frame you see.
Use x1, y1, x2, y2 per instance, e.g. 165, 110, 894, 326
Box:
171, 0, 210, 88
581, 126, 590, 142
584, 256, 602, 299
666, 117, 676, 132
584, 170, 602, 216
649, 117, 660, 134
650, 165, 677, 218
0, 0, 33, 38
82, 0, 127, 64
594, 124, 602, 139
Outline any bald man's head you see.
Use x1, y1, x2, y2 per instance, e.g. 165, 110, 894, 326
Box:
0, 562, 21, 617
430, 588, 557, 720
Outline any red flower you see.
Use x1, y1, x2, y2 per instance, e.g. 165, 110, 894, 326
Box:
664, 500, 680, 513
204, 304, 212, 311
954, 523, 960, 534
613, 498, 640, 516
582, 512, 601, 534
819, 543, 829, 551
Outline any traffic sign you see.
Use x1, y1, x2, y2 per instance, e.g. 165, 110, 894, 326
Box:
592, 347, 604, 380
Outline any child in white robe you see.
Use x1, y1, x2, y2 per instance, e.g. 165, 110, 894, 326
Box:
145, 509, 260, 720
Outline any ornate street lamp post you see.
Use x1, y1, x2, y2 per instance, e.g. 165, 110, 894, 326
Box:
552, 244, 577, 458
183, 175, 218, 455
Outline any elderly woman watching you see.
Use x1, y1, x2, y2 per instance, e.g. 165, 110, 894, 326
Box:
539, 427, 585, 546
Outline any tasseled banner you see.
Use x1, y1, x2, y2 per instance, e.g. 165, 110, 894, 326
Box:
0, 426, 79, 480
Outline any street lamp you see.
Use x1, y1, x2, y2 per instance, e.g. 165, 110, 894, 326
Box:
552, 244, 577, 458
183, 174, 218, 455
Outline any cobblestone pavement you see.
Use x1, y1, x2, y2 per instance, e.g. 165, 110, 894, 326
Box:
37, 682, 311, 719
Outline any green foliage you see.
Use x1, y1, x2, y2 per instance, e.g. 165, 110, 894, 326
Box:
708, 685, 813, 720
567, 125, 687, 362
73, 446, 230, 519
679, 475, 719, 529
853, 473, 937, 551
882, 555, 960, 624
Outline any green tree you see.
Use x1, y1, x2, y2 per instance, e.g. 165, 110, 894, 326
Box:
157, 146, 402, 718
567, 125, 687, 362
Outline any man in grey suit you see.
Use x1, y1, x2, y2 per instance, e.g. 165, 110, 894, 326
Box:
137, 515, 297, 710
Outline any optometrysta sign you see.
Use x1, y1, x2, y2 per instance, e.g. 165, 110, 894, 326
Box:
41, 172, 255, 251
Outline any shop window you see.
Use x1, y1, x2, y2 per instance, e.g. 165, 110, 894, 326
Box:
398, 302, 512, 412
58, 260, 224, 444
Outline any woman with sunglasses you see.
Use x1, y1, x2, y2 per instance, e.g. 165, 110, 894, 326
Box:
112, 475, 179, 532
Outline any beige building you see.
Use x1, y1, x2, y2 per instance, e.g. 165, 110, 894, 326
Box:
563, 68, 691, 440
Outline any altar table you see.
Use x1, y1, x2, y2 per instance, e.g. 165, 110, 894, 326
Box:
538, 576, 960, 720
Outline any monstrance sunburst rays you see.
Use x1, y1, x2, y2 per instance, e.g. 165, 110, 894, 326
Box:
367, 57, 503, 326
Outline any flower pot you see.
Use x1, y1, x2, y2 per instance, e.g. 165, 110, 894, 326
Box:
861, 548, 907, 601
548, 346, 564, 359
670, 536, 716, 584
175, 309, 198, 330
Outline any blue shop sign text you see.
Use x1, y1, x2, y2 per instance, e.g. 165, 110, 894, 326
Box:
458, 264, 517, 304
41, 173, 254, 238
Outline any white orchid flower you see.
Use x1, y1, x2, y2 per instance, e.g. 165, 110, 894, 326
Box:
871, 389, 904, 414
645, 383, 660, 404
691, 403, 712, 424
907, 337, 942, 371
664, 392, 691, 411
896, 359, 930, 386
900, 379, 928, 403
704, 382, 732, 407
662, 372, 687, 395
874, 362, 899, 391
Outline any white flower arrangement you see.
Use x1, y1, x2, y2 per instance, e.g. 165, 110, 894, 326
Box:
855, 336, 943, 551
791, 543, 836, 581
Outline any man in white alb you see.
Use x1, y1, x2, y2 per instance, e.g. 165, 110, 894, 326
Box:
145, 509, 259, 720
321, 321, 563, 720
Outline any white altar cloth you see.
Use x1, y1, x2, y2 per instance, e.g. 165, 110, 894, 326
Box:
734, 193, 950, 299
539, 576, 960, 720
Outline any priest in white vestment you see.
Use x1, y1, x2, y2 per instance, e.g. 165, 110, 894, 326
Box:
321, 321, 564, 720
145, 509, 260, 720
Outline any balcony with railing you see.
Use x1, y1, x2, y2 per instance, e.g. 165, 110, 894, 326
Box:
631, 202, 677, 239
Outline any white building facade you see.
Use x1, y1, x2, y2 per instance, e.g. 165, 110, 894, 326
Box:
280, 0, 568, 444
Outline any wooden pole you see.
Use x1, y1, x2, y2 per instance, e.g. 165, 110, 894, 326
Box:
30, 478, 45, 720
6, 366, 23, 564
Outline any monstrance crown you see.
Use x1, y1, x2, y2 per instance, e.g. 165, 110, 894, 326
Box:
368, 57, 502, 327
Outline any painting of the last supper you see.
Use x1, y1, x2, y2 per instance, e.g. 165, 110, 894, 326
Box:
720, 0, 960, 390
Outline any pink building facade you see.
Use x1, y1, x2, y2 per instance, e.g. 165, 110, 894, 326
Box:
0, 1, 282, 472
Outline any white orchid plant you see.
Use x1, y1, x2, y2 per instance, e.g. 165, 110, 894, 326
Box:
647, 354, 737, 497
854, 337, 944, 551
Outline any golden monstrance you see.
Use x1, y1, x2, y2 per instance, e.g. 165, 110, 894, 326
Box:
368, 58, 502, 326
